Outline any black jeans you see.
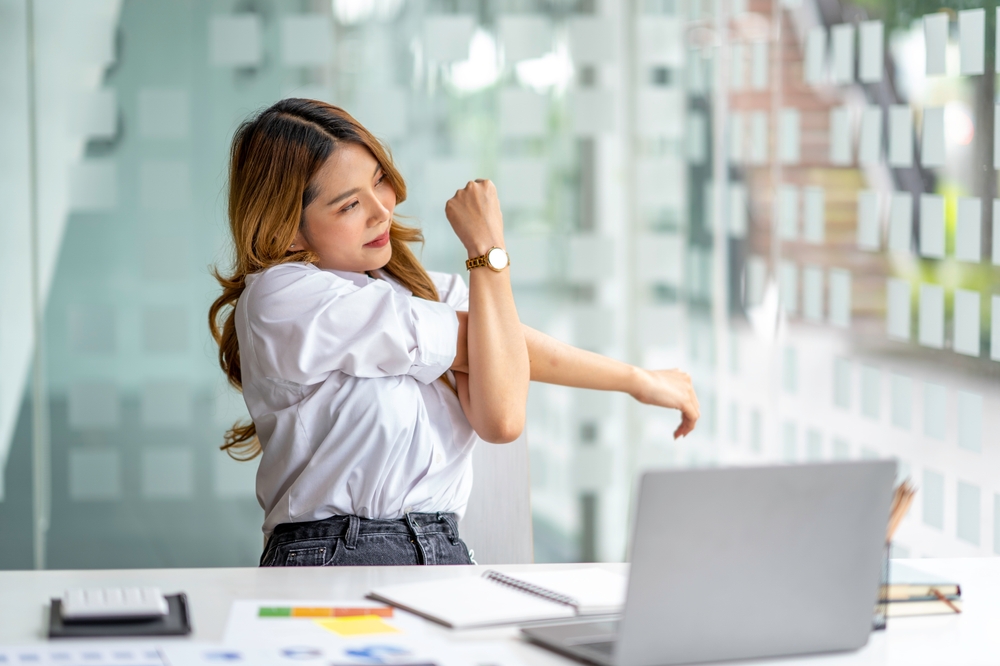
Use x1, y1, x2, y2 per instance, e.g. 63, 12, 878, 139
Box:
260, 512, 473, 566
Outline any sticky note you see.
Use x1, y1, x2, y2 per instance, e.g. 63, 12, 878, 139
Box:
499, 14, 552, 62
861, 365, 880, 420
572, 307, 614, 349
69, 450, 121, 501
888, 105, 913, 167
354, 88, 409, 139
923, 470, 944, 529
953, 288, 980, 357
784, 345, 798, 393
780, 108, 800, 164
141, 448, 194, 499
856, 190, 880, 250
209, 14, 263, 68
638, 17, 682, 66
751, 40, 768, 89
281, 15, 332, 66
888, 193, 913, 253
568, 17, 616, 64
69, 382, 120, 430
858, 106, 882, 165
778, 185, 799, 239
923, 382, 947, 439
920, 107, 945, 167
425, 158, 475, 207
141, 381, 193, 428
498, 158, 547, 209
638, 89, 683, 139
750, 111, 768, 164
69, 160, 117, 211
500, 89, 546, 137
779, 260, 798, 314
804, 27, 826, 84
140, 160, 191, 211
891, 374, 912, 430
829, 268, 851, 328
957, 391, 983, 452
423, 15, 474, 61
730, 43, 745, 90
955, 197, 981, 262
957, 482, 981, 545
833, 357, 851, 409
729, 112, 744, 163
919, 194, 945, 258
886, 278, 911, 340
859, 20, 883, 82
803, 186, 824, 243
993, 295, 1000, 360
832, 438, 850, 459
918, 283, 945, 348
638, 306, 681, 348
746, 256, 767, 306
831, 24, 855, 84
317, 615, 401, 636
569, 90, 614, 136
924, 13, 948, 76
829, 106, 851, 165
687, 110, 707, 164
730, 183, 748, 238
959, 9, 985, 75
139, 88, 189, 139
214, 449, 258, 498
803, 265, 823, 321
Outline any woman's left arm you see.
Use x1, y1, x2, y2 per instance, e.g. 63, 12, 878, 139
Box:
523, 326, 699, 438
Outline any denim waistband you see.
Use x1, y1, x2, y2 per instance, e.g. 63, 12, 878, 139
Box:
269, 512, 460, 550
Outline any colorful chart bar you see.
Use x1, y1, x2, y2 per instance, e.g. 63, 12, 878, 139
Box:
258, 606, 393, 618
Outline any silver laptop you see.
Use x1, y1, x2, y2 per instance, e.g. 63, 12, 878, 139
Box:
523, 461, 896, 666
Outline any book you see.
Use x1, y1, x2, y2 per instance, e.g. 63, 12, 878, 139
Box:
885, 596, 962, 617
368, 568, 627, 629
884, 563, 961, 601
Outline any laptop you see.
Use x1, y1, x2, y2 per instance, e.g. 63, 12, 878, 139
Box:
522, 461, 896, 666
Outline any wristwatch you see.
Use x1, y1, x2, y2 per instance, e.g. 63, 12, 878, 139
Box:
466, 246, 510, 272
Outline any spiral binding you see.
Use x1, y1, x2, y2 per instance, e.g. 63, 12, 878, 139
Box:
482, 570, 580, 611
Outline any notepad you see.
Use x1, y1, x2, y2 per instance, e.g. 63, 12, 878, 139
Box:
368, 568, 627, 629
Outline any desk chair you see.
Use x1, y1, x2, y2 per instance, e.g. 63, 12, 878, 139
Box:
458, 431, 534, 564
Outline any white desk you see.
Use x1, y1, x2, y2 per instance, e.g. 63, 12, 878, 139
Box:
1, 559, 997, 665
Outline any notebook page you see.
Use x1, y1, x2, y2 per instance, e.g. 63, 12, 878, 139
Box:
502, 568, 627, 615
368, 577, 576, 629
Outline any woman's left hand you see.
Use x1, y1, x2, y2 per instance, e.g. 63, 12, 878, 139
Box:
629, 369, 700, 439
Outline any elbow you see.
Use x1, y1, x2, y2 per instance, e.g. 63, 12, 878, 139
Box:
476, 414, 525, 444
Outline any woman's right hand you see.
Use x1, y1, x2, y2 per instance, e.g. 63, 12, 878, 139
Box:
445, 179, 506, 257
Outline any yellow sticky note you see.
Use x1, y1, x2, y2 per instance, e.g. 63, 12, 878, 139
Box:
315, 615, 401, 636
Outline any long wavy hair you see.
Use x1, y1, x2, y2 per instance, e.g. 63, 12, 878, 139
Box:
209, 98, 440, 460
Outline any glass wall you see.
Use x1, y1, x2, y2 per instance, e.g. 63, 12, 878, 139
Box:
1, 0, 998, 568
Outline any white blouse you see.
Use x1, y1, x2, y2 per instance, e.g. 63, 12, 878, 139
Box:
234, 262, 478, 536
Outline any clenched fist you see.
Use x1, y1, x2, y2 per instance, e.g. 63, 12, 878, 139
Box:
445, 179, 506, 258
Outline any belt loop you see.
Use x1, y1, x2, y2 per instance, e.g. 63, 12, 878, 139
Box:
439, 512, 460, 545
404, 512, 427, 564
345, 515, 360, 550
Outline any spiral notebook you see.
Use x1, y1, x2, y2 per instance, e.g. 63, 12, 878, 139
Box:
368, 568, 627, 629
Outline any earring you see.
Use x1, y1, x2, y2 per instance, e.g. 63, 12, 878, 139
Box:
290, 244, 295, 249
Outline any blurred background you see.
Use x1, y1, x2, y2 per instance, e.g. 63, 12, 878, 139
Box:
1, 0, 999, 569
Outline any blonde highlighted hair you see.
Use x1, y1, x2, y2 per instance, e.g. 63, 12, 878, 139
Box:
209, 99, 440, 460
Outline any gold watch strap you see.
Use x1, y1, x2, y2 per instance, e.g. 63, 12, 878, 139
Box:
465, 254, 488, 270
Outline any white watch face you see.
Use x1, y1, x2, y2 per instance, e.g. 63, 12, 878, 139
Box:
486, 247, 509, 270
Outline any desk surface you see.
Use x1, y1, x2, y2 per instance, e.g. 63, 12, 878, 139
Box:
1, 559, 998, 665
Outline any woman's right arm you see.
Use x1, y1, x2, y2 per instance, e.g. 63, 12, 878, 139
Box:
445, 181, 530, 444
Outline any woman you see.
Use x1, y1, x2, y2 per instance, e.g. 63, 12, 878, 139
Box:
209, 98, 699, 567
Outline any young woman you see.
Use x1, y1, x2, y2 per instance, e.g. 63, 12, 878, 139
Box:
209, 98, 700, 567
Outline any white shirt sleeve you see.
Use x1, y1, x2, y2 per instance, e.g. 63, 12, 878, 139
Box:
429, 271, 470, 312
244, 264, 458, 386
